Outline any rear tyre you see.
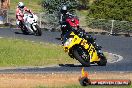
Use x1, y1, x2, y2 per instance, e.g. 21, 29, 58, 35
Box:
21, 26, 29, 35
97, 54, 107, 66
19, 21, 29, 35
73, 47, 90, 67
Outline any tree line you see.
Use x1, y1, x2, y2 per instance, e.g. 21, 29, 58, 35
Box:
88, 0, 132, 22
41, 0, 132, 32
41, 0, 132, 22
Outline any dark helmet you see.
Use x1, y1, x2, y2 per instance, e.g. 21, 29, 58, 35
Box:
61, 5, 67, 14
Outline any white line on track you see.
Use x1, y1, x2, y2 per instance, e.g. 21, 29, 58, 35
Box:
0, 37, 3, 38
108, 53, 123, 63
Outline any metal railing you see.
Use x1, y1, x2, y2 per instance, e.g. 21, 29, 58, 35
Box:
2, 10, 132, 35
5, 10, 60, 30
87, 18, 132, 34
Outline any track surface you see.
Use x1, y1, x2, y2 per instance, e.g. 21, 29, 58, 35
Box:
0, 28, 132, 73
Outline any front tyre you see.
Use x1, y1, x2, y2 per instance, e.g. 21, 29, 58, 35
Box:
73, 47, 90, 67
34, 25, 42, 36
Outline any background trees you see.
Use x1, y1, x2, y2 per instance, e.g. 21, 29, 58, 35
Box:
41, 0, 79, 26
41, 0, 78, 15
41, 0, 132, 32
88, 0, 132, 21
42, 0, 132, 22
86, 0, 132, 33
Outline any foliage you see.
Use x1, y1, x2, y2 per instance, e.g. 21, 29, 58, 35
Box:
77, 0, 89, 10
42, 0, 78, 13
86, 0, 132, 33
41, 0, 79, 24
87, 0, 132, 22
87, 18, 132, 33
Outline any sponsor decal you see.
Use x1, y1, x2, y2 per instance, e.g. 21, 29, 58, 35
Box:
79, 67, 131, 86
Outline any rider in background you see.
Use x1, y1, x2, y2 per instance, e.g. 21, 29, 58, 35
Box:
59, 5, 74, 35
16, 2, 32, 28
60, 5, 73, 23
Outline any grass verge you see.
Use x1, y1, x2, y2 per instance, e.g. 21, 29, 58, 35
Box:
0, 38, 77, 67
0, 72, 131, 88
10, 0, 42, 12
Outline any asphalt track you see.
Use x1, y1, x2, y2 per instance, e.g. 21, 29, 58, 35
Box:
0, 28, 132, 73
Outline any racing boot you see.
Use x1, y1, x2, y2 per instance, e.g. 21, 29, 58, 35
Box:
76, 28, 85, 38
85, 34, 102, 51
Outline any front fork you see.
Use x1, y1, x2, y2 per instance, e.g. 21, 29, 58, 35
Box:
32, 24, 37, 31
68, 48, 75, 59
29, 24, 37, 32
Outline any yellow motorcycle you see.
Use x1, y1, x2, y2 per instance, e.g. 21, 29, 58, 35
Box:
62, 31, 107, 67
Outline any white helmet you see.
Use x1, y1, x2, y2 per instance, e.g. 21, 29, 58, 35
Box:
62, 5, 67, 11
18, 2, 25, 9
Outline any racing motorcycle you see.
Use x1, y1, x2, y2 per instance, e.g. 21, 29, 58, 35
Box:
62, 16, 107, 66
20, 12, 42, 36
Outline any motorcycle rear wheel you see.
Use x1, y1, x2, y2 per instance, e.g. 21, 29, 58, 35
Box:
19, 21, 29, 35
73, 47, 90, 67
21, 26, 29, 35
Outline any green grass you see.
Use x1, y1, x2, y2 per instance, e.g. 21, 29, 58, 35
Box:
0, 38, 110, 67
76, 10, 88, 26
0, 38, 77, 67
10, 0, 42, 12
8, 0, 43, 22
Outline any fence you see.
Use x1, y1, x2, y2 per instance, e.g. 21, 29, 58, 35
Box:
2, 10, 132, 35
0, 9, 8, 24
5, 10, 60, 31
87, 18, 132, 34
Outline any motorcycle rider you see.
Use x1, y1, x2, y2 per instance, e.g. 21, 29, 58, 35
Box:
59, 5, 74, 35
60, 5, 101, 52
16, 2, 32, 28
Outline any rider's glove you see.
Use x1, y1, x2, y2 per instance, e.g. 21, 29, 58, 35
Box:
26, 9, 31, 13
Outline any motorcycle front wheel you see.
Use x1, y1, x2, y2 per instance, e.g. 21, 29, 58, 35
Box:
32, 25, 42, 36
73, 46, 90, 67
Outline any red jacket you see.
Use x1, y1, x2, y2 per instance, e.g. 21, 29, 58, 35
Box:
16, 7, 31, 21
